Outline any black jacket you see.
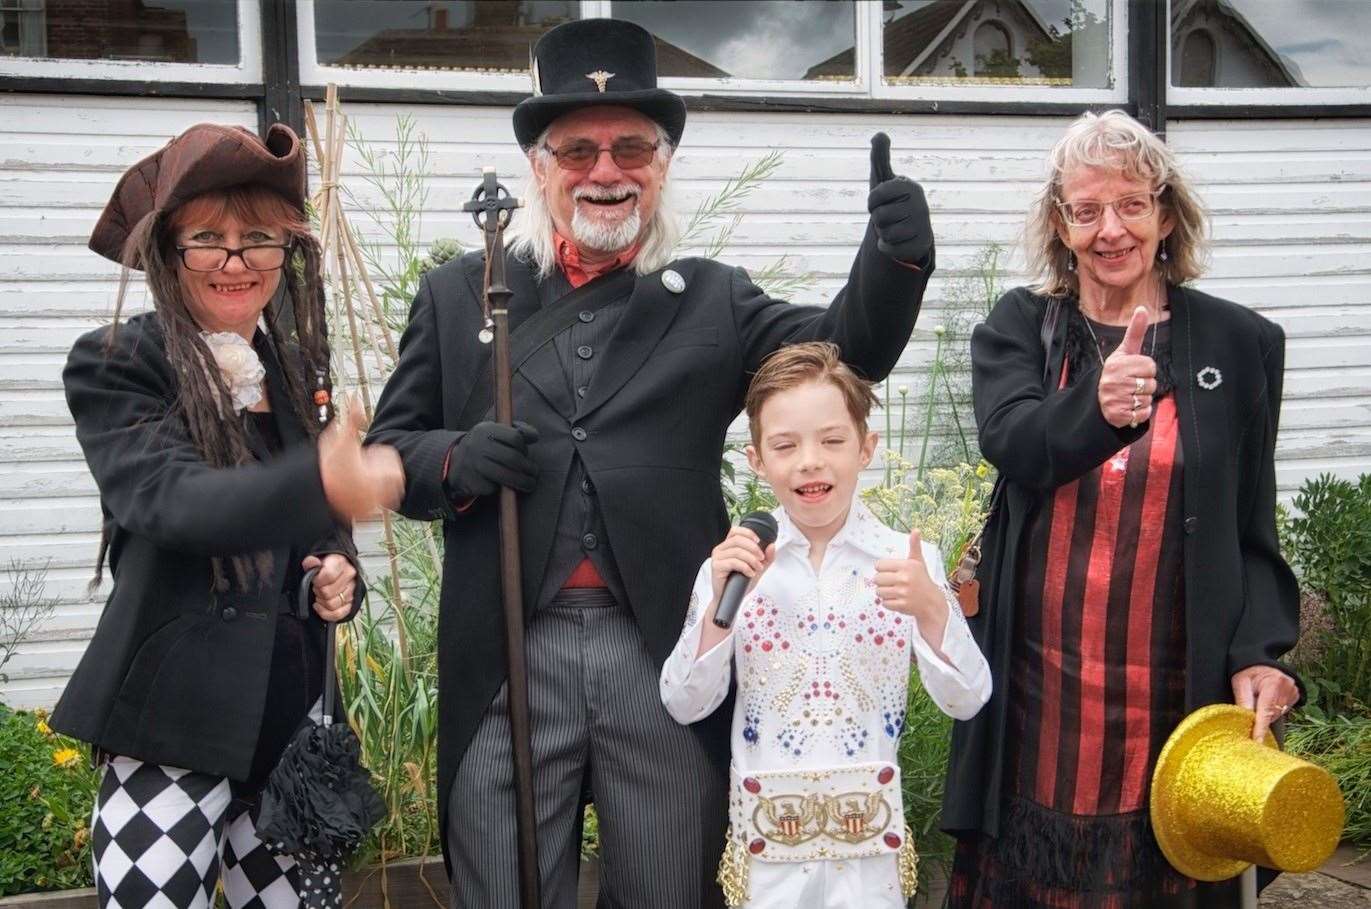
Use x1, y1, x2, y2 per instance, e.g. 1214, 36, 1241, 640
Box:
366, 225, 932, 871
50, 313, 363, 781
941, 284, 1301, 837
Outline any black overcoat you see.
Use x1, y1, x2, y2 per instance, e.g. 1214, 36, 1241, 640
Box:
366, 226, 932, 869
941, 284, 1301, 837
51, 312, 363, 781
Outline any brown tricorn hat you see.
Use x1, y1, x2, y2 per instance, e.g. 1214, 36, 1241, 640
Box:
89, 122, 306, 269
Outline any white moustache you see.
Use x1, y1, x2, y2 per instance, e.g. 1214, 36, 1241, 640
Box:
573, 184, 639, 202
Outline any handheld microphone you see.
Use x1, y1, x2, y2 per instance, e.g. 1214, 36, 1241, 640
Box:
712, 511, 779, 629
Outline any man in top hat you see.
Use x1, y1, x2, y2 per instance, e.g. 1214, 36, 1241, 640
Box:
368, 17, 935, 908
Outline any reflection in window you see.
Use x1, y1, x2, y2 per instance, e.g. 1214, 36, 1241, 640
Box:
882, 0, 1111, 88
1, 0, 45, 56
612, 1, 856, 81
1170, 0, 1370, 88
1178, 28, 1215, 87
973, 21, 1013, 77
314, 1, 577, 72
0, 0, 237, 64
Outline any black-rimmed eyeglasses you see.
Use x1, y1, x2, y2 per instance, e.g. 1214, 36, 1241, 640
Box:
175, 244, 292, 272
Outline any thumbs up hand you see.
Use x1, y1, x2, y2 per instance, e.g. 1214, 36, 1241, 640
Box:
867, 132, 933, 267
1099, 305, 1158, 429
874, 528, 946, 626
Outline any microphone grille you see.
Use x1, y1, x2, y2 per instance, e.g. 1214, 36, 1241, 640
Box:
738, 510, 779, 546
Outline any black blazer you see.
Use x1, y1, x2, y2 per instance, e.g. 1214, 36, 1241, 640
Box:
50, 312, 363, 781
941, 284, 1301, 837
366, 225, 931, 871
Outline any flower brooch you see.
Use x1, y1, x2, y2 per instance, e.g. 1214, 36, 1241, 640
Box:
201, 331, 265, 412
1197, 366, 1223, 391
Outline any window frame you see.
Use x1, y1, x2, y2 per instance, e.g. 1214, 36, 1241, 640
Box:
1165, 0, 1371, 106
296, 0, 1132, 103
0, 0, 262, 82
867, 0, 1131, 105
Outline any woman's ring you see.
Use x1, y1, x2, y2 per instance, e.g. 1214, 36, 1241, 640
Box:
336, 592, 345, 607
1131, 394, 1140, 412
1135, 376, 1145, 393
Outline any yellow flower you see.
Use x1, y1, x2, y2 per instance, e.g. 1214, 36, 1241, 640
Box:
975, 462, 989, 478
35, 720, 51, 736
33, 707, 48, 720
52, 748, 81, 768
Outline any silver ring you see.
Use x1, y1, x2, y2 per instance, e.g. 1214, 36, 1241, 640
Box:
1131, 394, 1140, 412
1279, 703, 1292, 716
1128, 416, 1138, 429
1135, 376, 1145, 393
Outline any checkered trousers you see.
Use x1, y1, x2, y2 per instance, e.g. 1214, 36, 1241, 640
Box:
91, 756, 302, 908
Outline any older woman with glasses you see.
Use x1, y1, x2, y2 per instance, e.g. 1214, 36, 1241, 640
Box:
941, 110, 1301, 907
50, 123, 403, 908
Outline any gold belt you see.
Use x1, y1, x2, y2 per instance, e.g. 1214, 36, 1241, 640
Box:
716, 761, 918, 906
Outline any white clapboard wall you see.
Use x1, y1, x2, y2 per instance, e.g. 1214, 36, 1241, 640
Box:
1, 98, 1368, 707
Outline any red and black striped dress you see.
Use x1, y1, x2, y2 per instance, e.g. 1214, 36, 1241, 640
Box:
949, 317, 1238, 908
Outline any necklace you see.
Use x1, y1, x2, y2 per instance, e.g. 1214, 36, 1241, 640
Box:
1080, 284, 1164, 367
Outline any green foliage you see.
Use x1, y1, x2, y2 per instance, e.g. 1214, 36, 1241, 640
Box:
1285, 713, 1371, 846
863, 459, 996, 578
918, 243, 1004, 470
898, 684, 955, 899
0, 707, 97, 896
679, 148, 816, 299
1283, 473, 1371, 716
336, 518, 443, 867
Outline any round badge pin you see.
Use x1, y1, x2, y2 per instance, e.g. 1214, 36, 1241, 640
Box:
1196, 366, 1223, 390
662, 269, 685, 294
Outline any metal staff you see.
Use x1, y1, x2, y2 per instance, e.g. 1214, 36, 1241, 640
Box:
463, 168, 539, 908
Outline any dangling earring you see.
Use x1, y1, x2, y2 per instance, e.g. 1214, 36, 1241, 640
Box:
1067, 250, 1076, 272
1157, 242, 1169, 263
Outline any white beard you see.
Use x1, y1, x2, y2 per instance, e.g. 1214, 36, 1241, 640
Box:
570, 183, 643, 252
571, 203, 641, 252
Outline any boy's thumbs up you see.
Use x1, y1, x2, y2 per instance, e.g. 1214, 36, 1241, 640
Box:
908, 527, 925, 562
1119, 305, 1151, 356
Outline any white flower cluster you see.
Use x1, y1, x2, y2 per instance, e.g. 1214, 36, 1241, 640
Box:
200, 331, 265, 412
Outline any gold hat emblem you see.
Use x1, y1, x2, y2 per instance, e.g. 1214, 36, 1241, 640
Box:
586, 70, 615, 93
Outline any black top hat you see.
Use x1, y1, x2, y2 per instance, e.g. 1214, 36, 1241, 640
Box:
512, 19, 686, 150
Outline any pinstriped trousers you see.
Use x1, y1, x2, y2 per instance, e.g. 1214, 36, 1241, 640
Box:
447, 593, 728, 908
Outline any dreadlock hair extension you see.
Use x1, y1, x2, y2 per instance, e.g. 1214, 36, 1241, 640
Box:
90, 187, 338, 590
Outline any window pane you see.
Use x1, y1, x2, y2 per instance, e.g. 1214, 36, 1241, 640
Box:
314, 1, 578, 72
0, 0, 238, 64
611, 1, 857, 81
1170, 0, 1371, 88
883, 0, 1112, 88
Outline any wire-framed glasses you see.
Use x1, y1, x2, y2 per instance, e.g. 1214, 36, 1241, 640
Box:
175, 244, 292, 272
542, 139, 660, 171
1056, 188, 1164, 228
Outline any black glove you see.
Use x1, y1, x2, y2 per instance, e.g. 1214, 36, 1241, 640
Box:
867, 132, 933, 266
444, 420, 539, 497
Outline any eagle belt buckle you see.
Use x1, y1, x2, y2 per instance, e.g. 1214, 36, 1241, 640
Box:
728, 761, 905, 864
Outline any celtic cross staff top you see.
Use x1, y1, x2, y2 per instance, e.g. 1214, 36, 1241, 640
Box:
463, 166, 523, 343
464, 166, 521, 236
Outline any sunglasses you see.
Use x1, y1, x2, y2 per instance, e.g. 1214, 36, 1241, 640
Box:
542, 138, 660, 171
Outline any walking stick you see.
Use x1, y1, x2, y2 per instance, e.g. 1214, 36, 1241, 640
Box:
463, 169, 539, 908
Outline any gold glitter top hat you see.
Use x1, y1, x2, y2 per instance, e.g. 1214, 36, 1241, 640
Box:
1150, 704, 1345, 881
